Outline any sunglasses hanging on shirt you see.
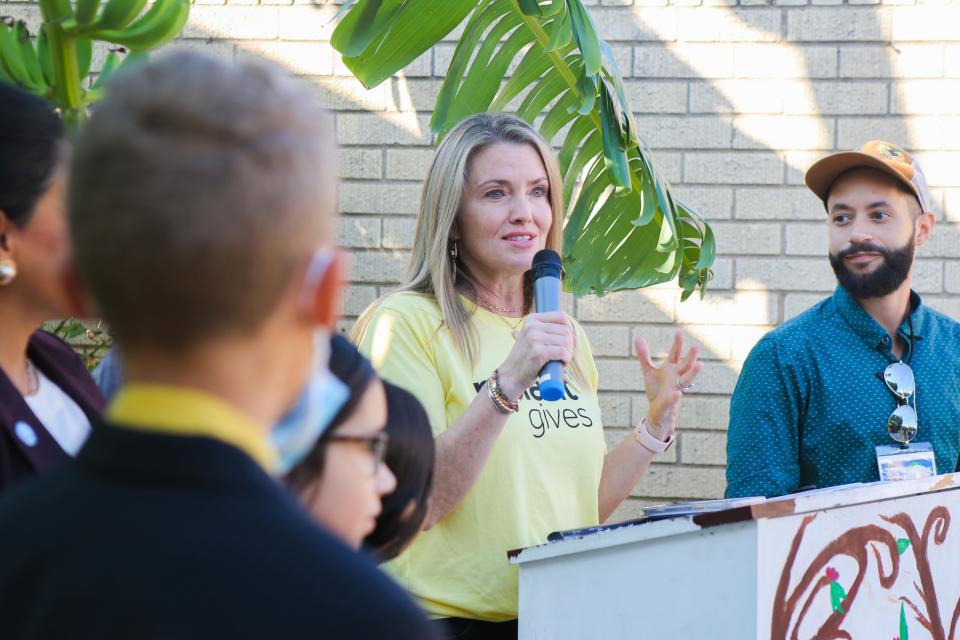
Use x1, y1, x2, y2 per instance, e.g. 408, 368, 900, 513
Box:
874, 313, 938, 482
882, 360, 917, 446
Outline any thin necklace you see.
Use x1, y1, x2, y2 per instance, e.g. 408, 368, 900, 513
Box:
476, 297, 528, 317
494, 309, 524, 340
24, 359, 39, 396
473, 297, 524, 339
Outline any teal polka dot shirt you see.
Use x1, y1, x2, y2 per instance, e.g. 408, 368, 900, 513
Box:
726, 285, 960, 498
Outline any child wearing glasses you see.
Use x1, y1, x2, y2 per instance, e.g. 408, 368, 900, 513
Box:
287, 335, 398, 549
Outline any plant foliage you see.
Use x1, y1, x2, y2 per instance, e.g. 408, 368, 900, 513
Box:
333, 0, 714, 299
0, 0, 189, 132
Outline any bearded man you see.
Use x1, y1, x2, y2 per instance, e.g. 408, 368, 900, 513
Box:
725, 141, 960, 498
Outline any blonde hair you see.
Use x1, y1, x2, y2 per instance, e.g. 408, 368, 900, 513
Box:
354, 113, 587, 390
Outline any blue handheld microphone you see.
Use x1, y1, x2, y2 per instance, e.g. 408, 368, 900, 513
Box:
532, 249, 565, 402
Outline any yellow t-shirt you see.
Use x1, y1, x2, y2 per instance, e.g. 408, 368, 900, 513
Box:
356, 292, 605, 621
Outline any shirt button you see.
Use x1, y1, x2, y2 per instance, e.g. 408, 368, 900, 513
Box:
881, 336, 891, 346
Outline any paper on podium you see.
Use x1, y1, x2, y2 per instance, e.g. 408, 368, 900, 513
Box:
641, 495, 766, 518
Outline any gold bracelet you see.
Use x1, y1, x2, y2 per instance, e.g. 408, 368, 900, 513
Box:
487, 369, 519, 414
492, 369, 521, 412
487, 380, 512, 414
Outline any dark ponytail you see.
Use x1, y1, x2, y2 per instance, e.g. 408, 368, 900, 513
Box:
0, 82, 63, 226
364, 382, 435, 562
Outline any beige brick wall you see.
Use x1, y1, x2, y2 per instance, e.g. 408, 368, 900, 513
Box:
7, 0, 960, 520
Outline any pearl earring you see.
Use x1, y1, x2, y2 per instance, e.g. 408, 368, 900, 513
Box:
0, 259, 16, 286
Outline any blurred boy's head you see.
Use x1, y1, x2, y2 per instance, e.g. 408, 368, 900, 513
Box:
69, 51, 340, 417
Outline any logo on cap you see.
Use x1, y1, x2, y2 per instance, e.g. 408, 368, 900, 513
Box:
876, 143, 906, 163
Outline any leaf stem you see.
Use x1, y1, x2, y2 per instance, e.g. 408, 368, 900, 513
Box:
513, 3, 652, 214
521, 0, 702, 289
39, 0, 85, 134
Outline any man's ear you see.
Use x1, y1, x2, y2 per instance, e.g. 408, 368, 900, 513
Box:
305, 251, 342, 330
915, 210, 936, 248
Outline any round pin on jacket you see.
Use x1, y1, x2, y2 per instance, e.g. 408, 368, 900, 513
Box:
15, 421, 38, 447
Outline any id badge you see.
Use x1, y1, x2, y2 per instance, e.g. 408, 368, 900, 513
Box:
875, 441, 937, 481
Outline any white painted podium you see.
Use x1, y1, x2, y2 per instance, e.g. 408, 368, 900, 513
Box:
510, 474, 960, 639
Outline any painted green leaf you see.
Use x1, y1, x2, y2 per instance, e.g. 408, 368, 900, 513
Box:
900, 602, 909, 640
830, 581, 847, 615
897, 538, 911, 555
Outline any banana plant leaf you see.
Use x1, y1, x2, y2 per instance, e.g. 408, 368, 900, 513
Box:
332, 0, 714, 299
0, 0, 190, 134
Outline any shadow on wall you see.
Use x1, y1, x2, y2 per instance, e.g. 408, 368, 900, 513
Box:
5, 1, 956, 511
602, 4, 960, 514
145, 2, 960, 514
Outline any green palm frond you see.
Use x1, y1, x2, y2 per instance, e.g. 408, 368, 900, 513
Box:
333, 0, 715, 299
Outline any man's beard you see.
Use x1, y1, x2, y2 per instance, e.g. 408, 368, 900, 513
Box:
829, 239, 915, 299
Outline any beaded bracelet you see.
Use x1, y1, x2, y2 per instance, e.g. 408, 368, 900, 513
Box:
487, 369, 520, 414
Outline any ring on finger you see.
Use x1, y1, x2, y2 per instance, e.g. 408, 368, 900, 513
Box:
676, 377, 695, 393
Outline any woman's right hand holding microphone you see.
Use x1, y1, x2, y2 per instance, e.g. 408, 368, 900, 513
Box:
496, 311, 576, 402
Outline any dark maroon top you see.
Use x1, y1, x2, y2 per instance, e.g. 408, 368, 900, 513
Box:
0, 331, 105, 492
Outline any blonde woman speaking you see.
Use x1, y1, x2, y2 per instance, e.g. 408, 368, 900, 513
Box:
355, 113, 701, 639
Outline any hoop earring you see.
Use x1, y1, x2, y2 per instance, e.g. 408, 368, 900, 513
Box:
0, 259, 16, 286
450, 242, 458, 281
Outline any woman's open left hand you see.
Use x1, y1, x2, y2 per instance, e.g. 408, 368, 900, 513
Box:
634, 330, 702, 442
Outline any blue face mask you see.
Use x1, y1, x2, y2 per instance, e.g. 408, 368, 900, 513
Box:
271, 338, 350, 476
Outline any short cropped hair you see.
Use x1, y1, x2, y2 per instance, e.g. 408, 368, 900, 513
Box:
69, 51, 336, 351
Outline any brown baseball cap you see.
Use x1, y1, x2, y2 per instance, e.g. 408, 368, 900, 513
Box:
805, 140, 931, 213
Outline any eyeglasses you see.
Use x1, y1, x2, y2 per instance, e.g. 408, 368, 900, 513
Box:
881, 361, 918, 446
327, 432, 389, 474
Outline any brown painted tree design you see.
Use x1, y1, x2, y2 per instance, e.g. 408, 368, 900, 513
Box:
770, 506, 958, 640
